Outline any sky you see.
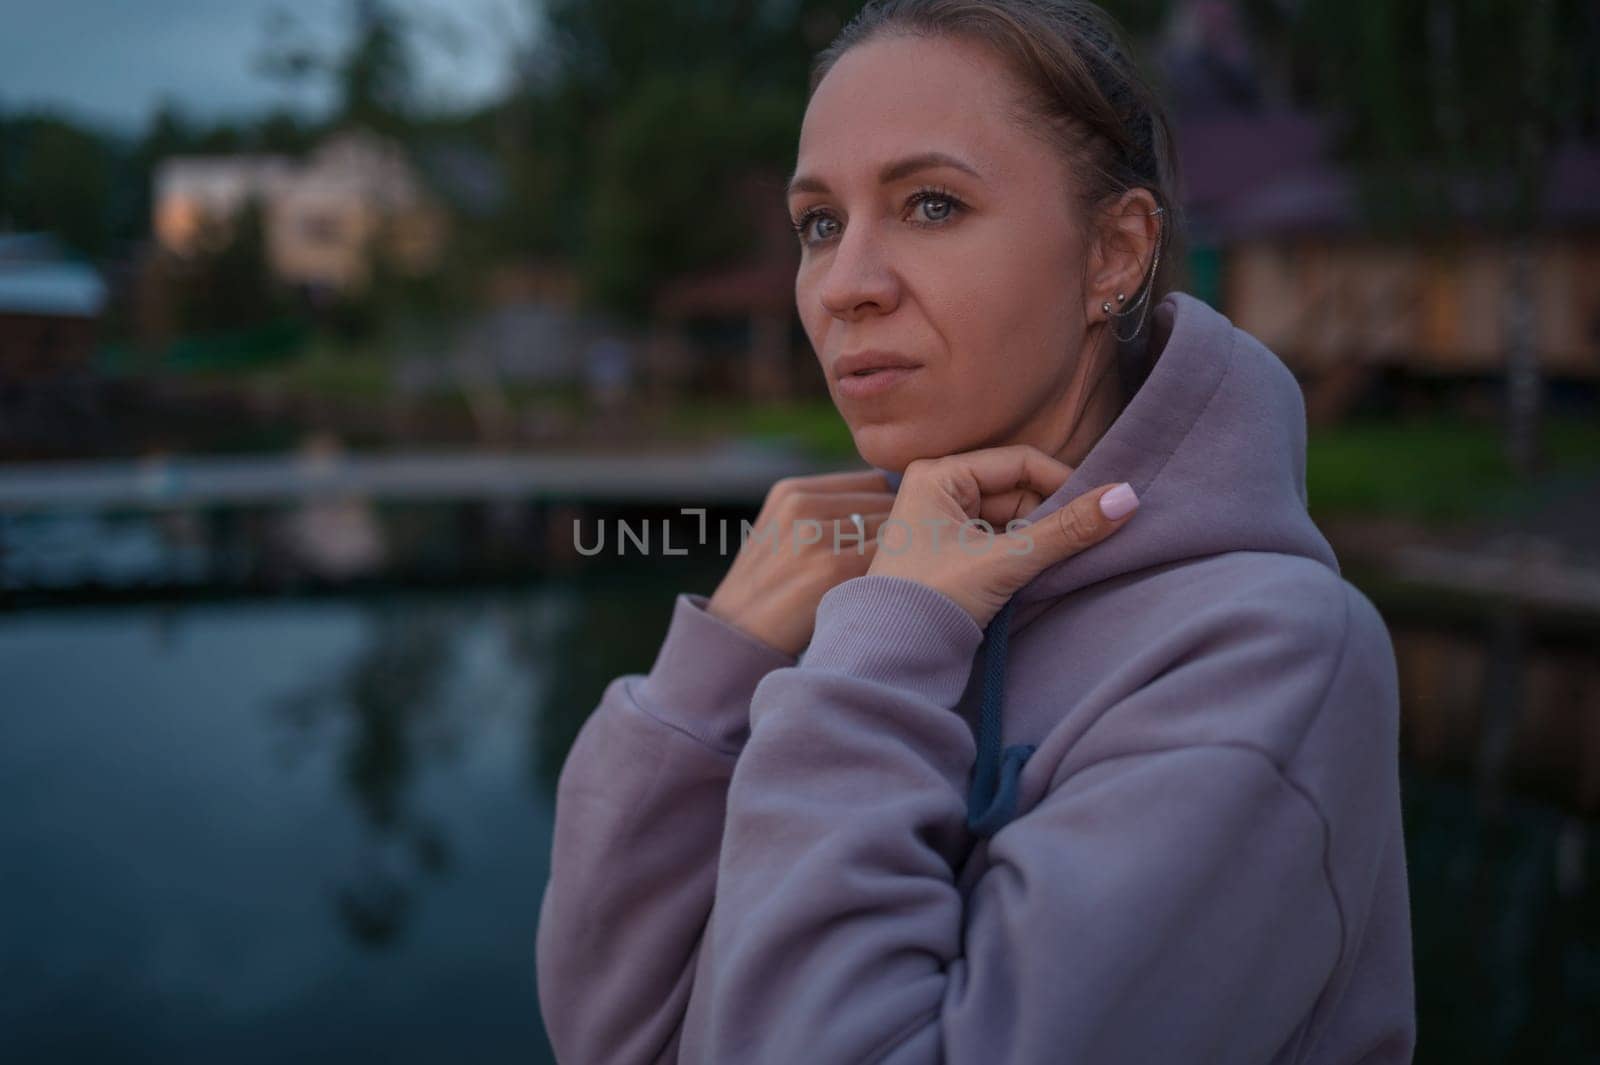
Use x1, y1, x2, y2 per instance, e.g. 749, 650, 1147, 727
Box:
0, 0, 538, 135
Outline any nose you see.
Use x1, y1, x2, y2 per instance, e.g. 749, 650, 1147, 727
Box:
816, 221, 900, 321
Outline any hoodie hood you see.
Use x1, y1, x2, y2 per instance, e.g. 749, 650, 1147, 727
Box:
875, 290, 1338, 607
871, 291, 1338, 837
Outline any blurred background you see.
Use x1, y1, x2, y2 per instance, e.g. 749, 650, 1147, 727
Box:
1, 0, 1597, 1061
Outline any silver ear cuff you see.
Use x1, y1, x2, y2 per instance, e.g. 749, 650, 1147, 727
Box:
1107, 206, 1165, 343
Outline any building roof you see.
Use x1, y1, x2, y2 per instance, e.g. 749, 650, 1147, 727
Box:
1546, 141, 1600, 223
0, 235, 107, 318
0, 233, 69, 263
1176, 112, 1330, 214
1178, 114, 1600, 241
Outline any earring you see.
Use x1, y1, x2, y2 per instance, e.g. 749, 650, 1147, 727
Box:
1116, 292, 1126, 304
1101, 300, 1112, 315
1113, 231, 1163, 343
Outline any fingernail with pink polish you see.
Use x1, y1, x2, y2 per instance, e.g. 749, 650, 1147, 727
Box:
1099, 482, 1139, 520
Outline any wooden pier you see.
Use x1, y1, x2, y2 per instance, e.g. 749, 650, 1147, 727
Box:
0, 445, 833, 513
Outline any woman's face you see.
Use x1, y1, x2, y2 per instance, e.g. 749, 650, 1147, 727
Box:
788, 33, 1099, 471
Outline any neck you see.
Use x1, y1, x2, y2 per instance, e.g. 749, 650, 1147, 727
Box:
1051, 342, 1124, 468
999, 328, 1125, 470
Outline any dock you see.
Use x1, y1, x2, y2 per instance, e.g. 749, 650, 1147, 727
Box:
0, 445, 833, 513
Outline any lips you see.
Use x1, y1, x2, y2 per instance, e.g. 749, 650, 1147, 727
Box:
835, 365, 922, 400
832, 350, 924, 380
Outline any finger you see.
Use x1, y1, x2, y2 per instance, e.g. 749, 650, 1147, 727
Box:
1003, 482, 1138, 570
975, 487, 1047, 528
915, 446, 1072, 511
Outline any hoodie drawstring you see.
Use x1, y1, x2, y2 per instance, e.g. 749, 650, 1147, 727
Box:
966, 597, 1035, 838
876, 467, 1032, 837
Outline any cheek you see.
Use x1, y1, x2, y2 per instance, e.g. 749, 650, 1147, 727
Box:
795, 271, 829, 359
916, 233, 1072, 387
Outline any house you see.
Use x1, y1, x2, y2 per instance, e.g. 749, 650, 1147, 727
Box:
1178, 114, 1600, 423
0, 233, 108, 383
152, 155, 298, 257
152, 129, 450, 297
1156, 0, 1600, 420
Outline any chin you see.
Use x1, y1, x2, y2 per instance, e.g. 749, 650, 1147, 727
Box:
848, 419, 955, 471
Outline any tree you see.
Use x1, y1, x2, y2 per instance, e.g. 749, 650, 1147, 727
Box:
582, 67, 791, 320
171, 195, 286, 334
256, 0, 420, 135
338, 0, 417, 134
0, 115, 114, 256
506, 0, 864, 318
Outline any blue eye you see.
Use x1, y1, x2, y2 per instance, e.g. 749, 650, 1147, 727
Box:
788, 185, 967, 248
789, 208, 838, 244
908, 189, 959, 224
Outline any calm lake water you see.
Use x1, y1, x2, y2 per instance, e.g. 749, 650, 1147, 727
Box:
0, 572, 688, 1064
2, 569, 1596, 1062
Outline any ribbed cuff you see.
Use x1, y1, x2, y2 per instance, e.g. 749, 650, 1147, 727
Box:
800, 575, 985, 708
627, 592, 798, 754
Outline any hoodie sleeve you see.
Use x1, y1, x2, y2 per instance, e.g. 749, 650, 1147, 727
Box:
536, 591, 797, 1065
676, 573, 1345, 1064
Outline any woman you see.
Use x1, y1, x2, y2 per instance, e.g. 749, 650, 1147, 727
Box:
537, 2, 1416, 1062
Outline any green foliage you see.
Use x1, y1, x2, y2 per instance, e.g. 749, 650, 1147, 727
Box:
168, 196, 289, 335
255, 0, 419, 135
653, 404, 1600, 523
337, 0, 417, 134
582, 67, 796, 320
1287, 0, 1599, 233
239, 335, 396, 398
1306, 414, 1600, 524
161, 319, 311, 372
512, 0, 856, 318
664, 397, 857, 461
492, 94, 583, 258
0, 114, 115, 255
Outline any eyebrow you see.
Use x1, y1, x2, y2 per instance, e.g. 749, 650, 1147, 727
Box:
785, 151, 984, 198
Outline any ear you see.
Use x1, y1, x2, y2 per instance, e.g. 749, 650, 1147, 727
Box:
1085, 188, 1161, 323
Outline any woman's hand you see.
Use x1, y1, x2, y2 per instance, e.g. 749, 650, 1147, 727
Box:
707, 469, 897, 657
868, 445, 1139, 628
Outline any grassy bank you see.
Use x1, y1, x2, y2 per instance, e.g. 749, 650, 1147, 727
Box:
1305, 415, 1600, 524
667, 399, 1600, 527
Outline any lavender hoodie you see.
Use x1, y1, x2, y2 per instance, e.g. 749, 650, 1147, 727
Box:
535, 292, 1417, 1064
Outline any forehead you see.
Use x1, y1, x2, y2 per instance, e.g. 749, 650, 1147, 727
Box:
795, 33, 1038, 188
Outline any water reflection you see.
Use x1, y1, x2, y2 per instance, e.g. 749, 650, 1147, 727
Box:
0, 561, 1596, 1063
1404, 765, 1600, 1061
273, 609, 460, 949
520, 571, 688, 796
0, 586, 589, 1063
1385, 591, 1600, 818
1382, 583, 1600, 1063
